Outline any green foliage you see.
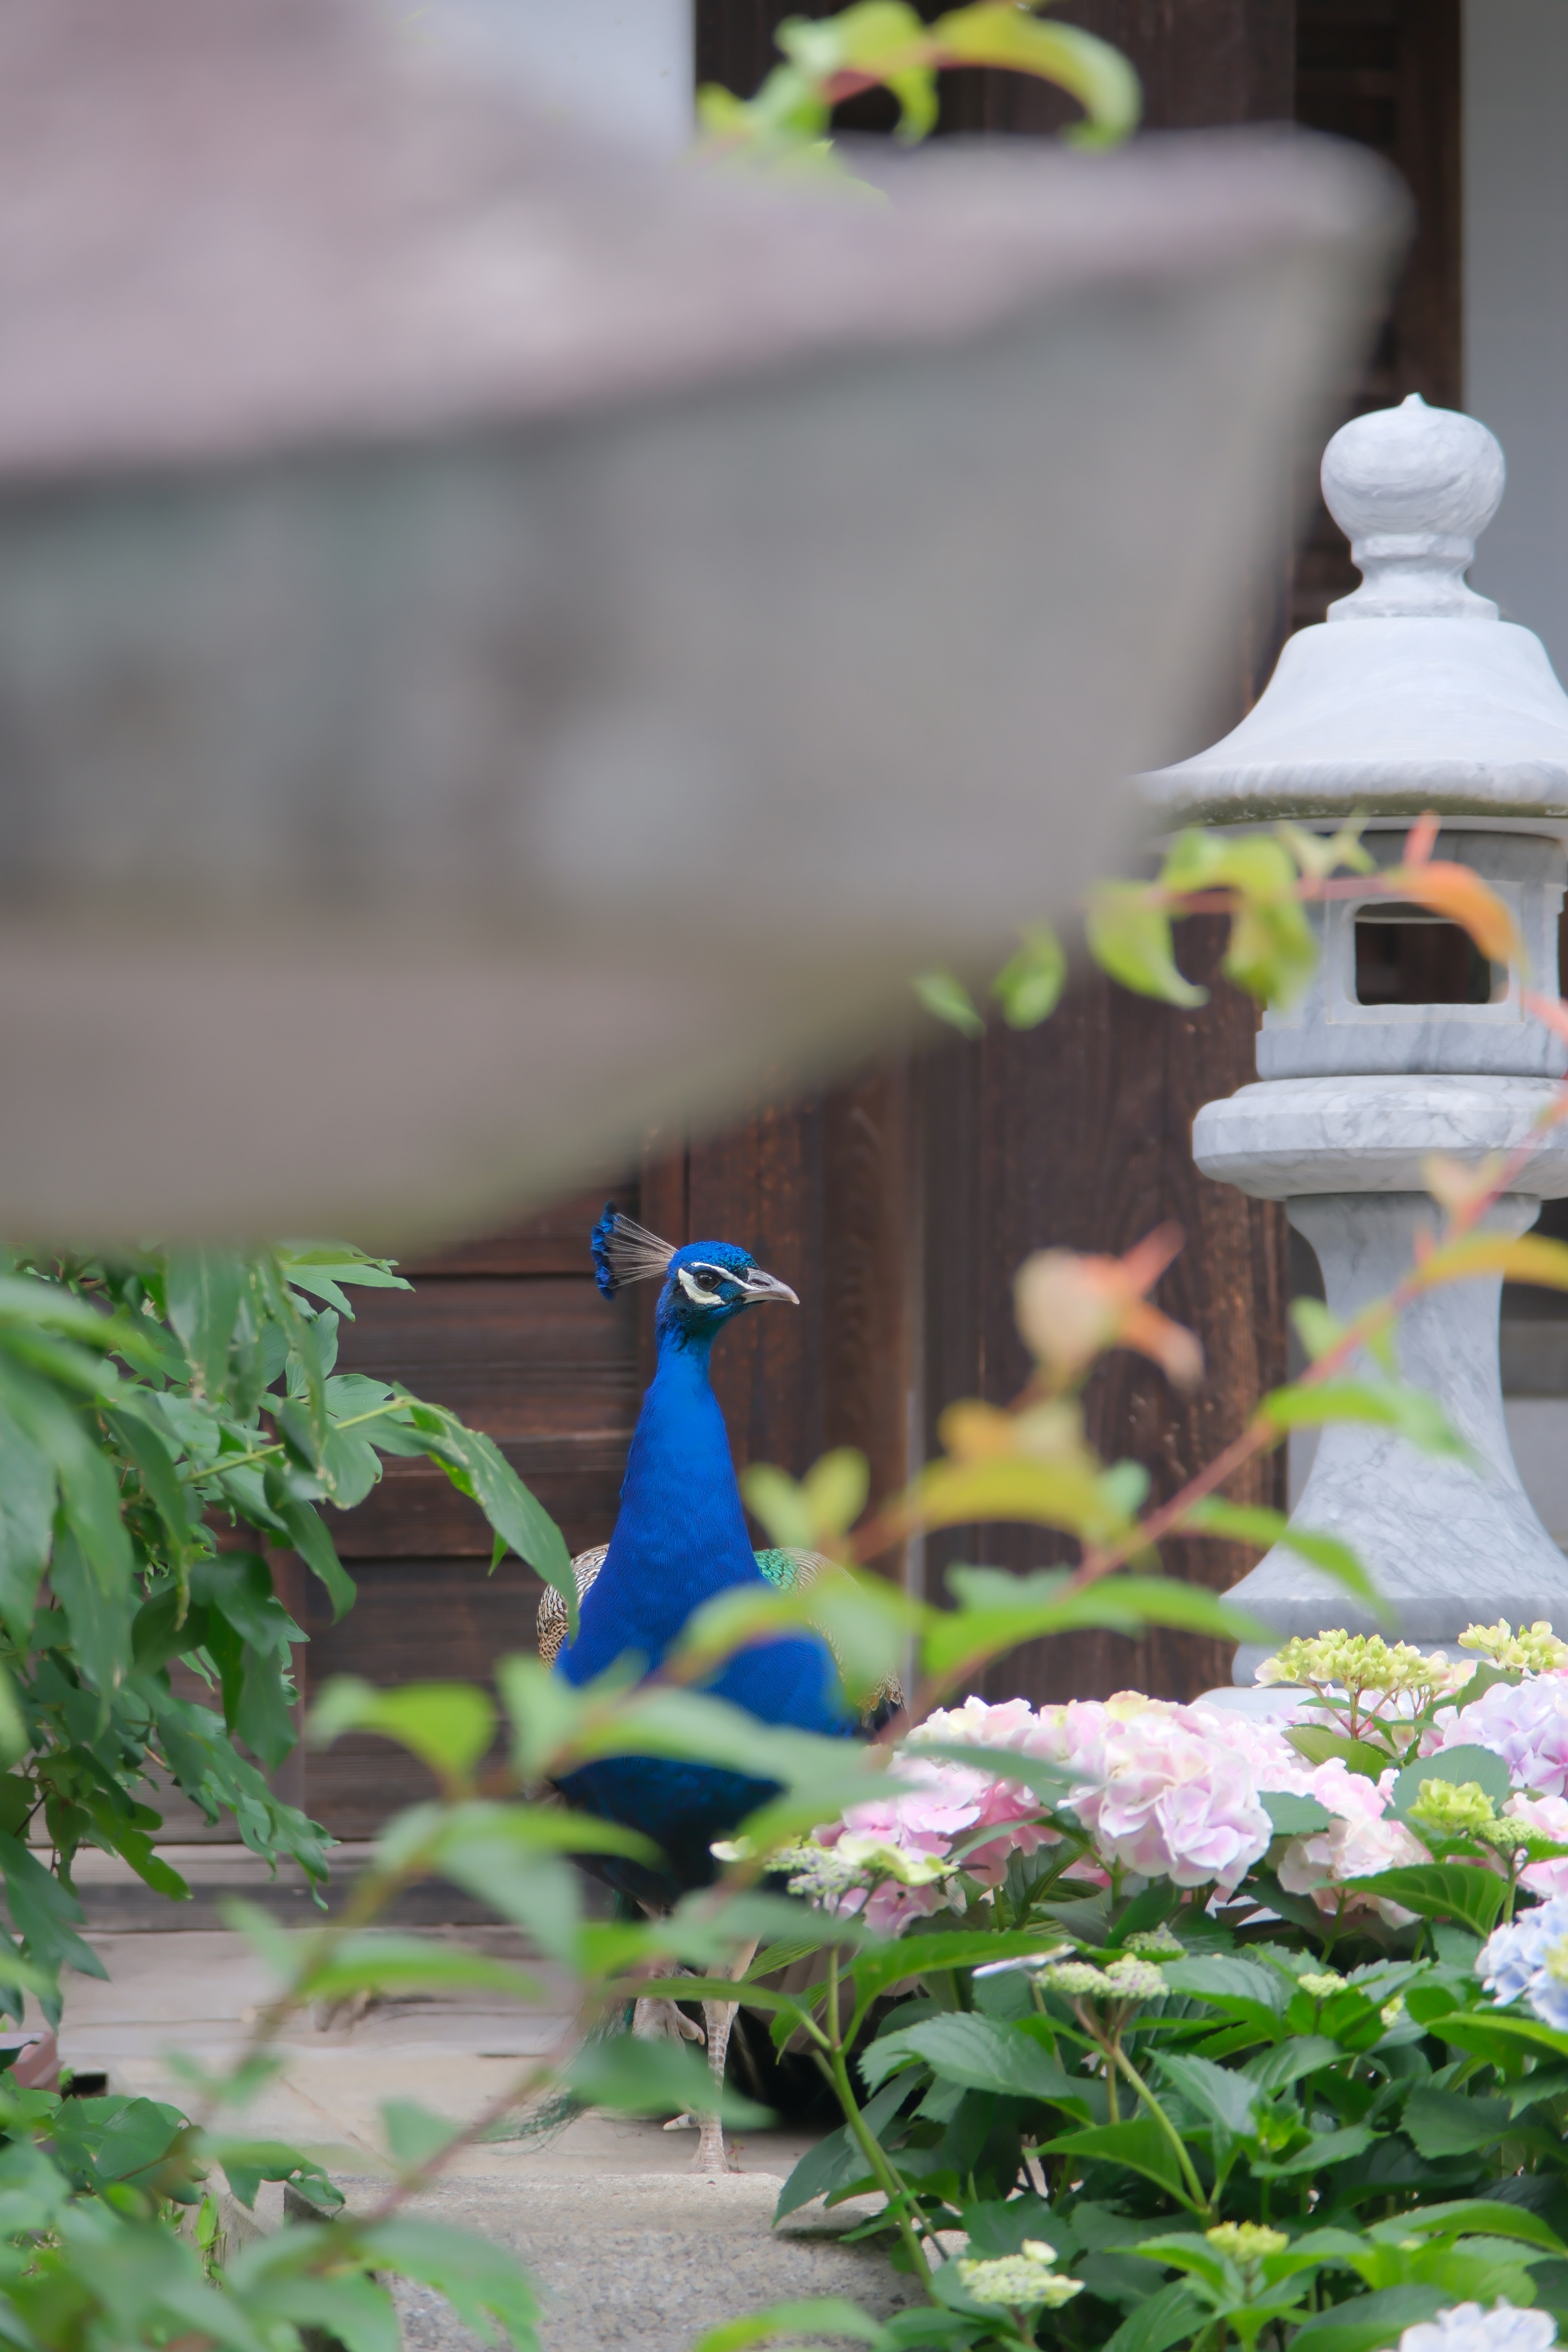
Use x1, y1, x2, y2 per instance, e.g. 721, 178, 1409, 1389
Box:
0, 1243, 563, 2020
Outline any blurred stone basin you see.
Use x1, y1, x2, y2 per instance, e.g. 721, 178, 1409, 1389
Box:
0, 0, 1403, 1242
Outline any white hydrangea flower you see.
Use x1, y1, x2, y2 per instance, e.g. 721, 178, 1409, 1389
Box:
1394, 2303, 1557, 2352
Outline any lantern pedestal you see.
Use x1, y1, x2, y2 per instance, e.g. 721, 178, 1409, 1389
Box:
1146, 394, 1568, 1671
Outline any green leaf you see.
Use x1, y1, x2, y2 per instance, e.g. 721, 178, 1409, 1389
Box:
494, 1655, 586, 1783
1086, 882, 1205, 1006
1243, 2036, 1342, 2092
1258, 1379, 1465, 1457
1389, 1746, 1513, 1818
1043, 2115, 1191, 2204
0, 1403, 54, 1642
403, 1404, 572, 1615
692, 2301, 891, 2352
49, 1517, 133, 1698
992, 928, 1067, 1029
1388, 2202, 1568, 2254
290, 1932, 546, 2007
913, 970, 984, 1038
0, 1833, 107, 1995
1102, 2281, 1207, 2352
1180, 1499, 1384, 1615
851, 1927, 1079, 2011
380, 2098, 459, 2172
1287, 2285, 1448, 2352
276, 1497, 356, 1622
309, 1679, 495, 1785
165, 1250, 244, 1402
772, 2077, 914, 2224
1261, 1791, 1335, 1835
1427, 2011, 1568, 2065
1343, 1863, 1506, 1936
354, 2215, 541, 2349
105, 1405, 195, 1561
1253, 2123, 1377, 2178
1402, 2089, 1514, 2159
1160, 1955, 1288, 2021
564, 2034, 772, 2125
1285, 1725, 1392, 1779
1154, 2050, 1260, 2139
858, 2014, 1085, 2107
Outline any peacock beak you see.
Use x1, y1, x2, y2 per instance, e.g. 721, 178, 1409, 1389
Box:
740, 1267, 798, 1306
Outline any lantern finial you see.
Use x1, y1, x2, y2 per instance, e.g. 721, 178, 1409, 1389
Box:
1323, 390, 1506, 621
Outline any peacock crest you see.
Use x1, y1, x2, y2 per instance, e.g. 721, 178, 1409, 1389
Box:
590, 1202, 675, 1300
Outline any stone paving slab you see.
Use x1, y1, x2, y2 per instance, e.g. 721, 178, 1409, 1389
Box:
337, 2172, 926, 2352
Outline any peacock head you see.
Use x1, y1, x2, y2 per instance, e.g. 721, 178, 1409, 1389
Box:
591, 1204, 797, 1343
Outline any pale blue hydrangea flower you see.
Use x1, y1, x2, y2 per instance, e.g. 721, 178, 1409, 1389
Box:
1477, 1898, 1568, 2020
1396, 2303, 1557, 2352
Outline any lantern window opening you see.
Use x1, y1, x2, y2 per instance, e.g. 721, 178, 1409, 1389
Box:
1352, 900, 1506, 1009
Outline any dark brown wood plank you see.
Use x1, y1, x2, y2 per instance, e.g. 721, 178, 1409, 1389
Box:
301, 1560, 544, 1835
331, 1276, 638, 1440
396, 1184, 629, 1278
1291, 0, 1461, 625
918, 924, 1289, 1704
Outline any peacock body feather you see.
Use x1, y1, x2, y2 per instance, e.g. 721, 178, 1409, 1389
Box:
539, 1207, 895, 1909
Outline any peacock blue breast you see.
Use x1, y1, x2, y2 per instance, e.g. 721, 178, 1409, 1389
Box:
550, 1211, 856, 1904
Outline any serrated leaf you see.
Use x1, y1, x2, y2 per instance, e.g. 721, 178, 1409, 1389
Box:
1043, 2114, 1189, 2204
1343, 1863, 1506, 1937
858, 2013, 1082, 2106
1390, 1746, 1512, 1819
1154, 2049, 1260, 2138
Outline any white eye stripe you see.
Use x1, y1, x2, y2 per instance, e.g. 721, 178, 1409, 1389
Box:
677, 1266, 725, 1308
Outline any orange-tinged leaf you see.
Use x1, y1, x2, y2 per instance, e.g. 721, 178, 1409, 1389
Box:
1403, 812, 1440, 868
1122, 1303, 1203, 1389
1524, 989, 1568, 1046
1379, 861, 1522, 970
1421, 1152, 1506, 1216
1014, 1223, 1197, 1390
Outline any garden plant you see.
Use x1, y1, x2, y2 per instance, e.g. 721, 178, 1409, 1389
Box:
0, 8, 1563, 2350
0, 807, 1560, 2352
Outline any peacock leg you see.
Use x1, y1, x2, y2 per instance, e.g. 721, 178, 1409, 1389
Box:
690, 1939, 759, 2174
632, 1954, 705, 2053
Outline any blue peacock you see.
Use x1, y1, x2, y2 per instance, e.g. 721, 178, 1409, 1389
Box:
535, 1204, 895, 2169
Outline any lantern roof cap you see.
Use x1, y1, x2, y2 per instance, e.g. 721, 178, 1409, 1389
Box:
1143, 394, 1568, 827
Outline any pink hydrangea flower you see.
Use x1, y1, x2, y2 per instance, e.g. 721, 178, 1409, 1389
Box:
1069, 1702, 1275, 1890
1506, 1793, 1568, 1898
1276, 1764, 1425, 1922
1437, 1673, 1568, 1795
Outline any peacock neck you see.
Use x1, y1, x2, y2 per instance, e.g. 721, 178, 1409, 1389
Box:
559, 1316, 760, 1683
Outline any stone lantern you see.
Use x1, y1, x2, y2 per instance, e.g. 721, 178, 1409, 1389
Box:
1145, 394, 1568, 1680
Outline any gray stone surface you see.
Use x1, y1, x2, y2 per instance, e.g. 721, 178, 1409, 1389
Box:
346, 2173, 927, 2352
1192, 1072, 1568, 1196
1227, 1192, 1568, 1680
